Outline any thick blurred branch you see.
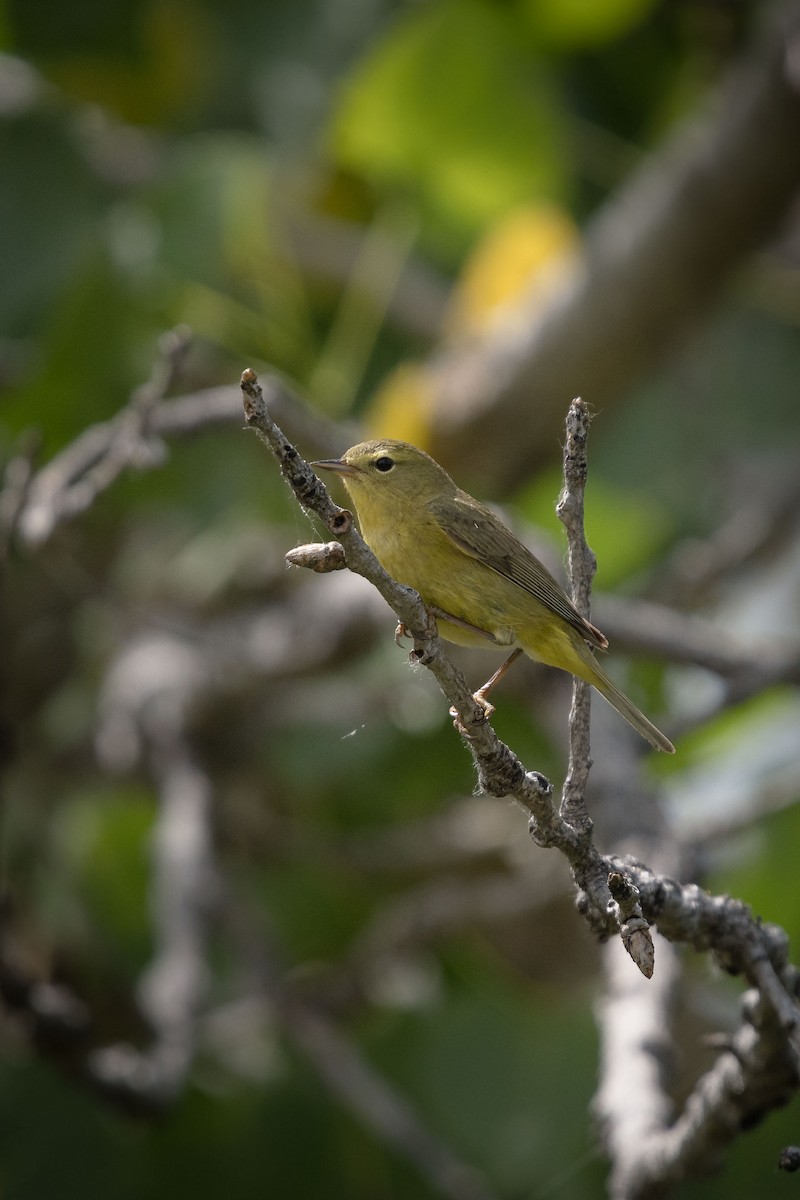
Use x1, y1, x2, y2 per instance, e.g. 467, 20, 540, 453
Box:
427, 4, 800, 489
88, 631, 220, 1109
595, 936, 680, 1198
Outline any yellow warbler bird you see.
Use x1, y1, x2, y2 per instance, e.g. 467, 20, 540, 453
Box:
312, 440, 674, 753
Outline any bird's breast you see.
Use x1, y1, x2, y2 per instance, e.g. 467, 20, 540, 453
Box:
359, 513, 517, 649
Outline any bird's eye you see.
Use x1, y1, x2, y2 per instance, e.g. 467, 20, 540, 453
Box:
374, 456, 395, 473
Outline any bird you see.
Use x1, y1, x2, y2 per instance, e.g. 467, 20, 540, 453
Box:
312, 439, 674, 753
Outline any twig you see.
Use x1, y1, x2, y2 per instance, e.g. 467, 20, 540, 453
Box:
12, 343, 357, 550
555, 399, 659, 974
16, 327, 191, 546
556, 397, 596, 838
608, 872, 655, 980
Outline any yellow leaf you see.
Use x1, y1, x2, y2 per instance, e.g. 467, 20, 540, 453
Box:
447, 204, 581, 336
364, 361, 436, 449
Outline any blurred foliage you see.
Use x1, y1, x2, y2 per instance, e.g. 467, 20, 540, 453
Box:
332, 0, 571, 249
1, 0, 800, 1197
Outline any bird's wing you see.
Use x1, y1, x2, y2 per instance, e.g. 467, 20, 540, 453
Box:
427, 494, 608, 650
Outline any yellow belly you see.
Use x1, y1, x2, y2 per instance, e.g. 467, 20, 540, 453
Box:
361, 513, 521, 650
358, 508, 602, 679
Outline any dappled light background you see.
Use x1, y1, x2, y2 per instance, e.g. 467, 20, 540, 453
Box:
2, 1, 800, 1197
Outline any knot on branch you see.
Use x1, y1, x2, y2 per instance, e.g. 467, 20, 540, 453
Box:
762, 922, 791, 972
240, 367, 260, 424
329, 509, 353, 536
608, 870, 655, 978
778, 1147, 800, 1173
285, 542, 347, 573
474, 747, 526, 797
528, 817, 558, 849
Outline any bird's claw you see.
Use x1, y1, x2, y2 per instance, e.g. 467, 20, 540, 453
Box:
449, 691, 495, 734
394, 621, 412, 648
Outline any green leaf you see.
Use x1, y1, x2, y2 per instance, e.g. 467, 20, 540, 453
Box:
521, 0, 657, 49
44, 787, 156, 972
517, 466, 674, 586
331, 0, 569, 243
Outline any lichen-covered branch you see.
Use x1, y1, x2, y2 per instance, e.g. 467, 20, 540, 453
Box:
557, 397, 598, 838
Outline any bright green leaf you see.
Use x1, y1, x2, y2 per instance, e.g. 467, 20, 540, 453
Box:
522, 0, 657, 49
517, 466, 674, 586
332, 0, 569, 241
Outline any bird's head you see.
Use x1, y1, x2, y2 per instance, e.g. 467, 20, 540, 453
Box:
312, 440, 456, 512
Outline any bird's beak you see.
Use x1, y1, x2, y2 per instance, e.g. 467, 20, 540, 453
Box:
311, 458, 359, 477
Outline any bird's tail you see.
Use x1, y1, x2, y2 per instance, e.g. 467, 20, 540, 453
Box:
519, 627, 676, 753
585, 657, 675, 754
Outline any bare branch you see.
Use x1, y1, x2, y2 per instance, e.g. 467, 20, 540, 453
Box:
15, 327, 191, 545
285, 540, 347, 572
557, 397, 596, 837
594, 857, 800, 1197
11, 340, 356, 550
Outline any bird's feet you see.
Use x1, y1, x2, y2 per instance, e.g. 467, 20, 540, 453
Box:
394, 621, 412, 648
448, 690, 495, 735
471, 689, 496, 720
